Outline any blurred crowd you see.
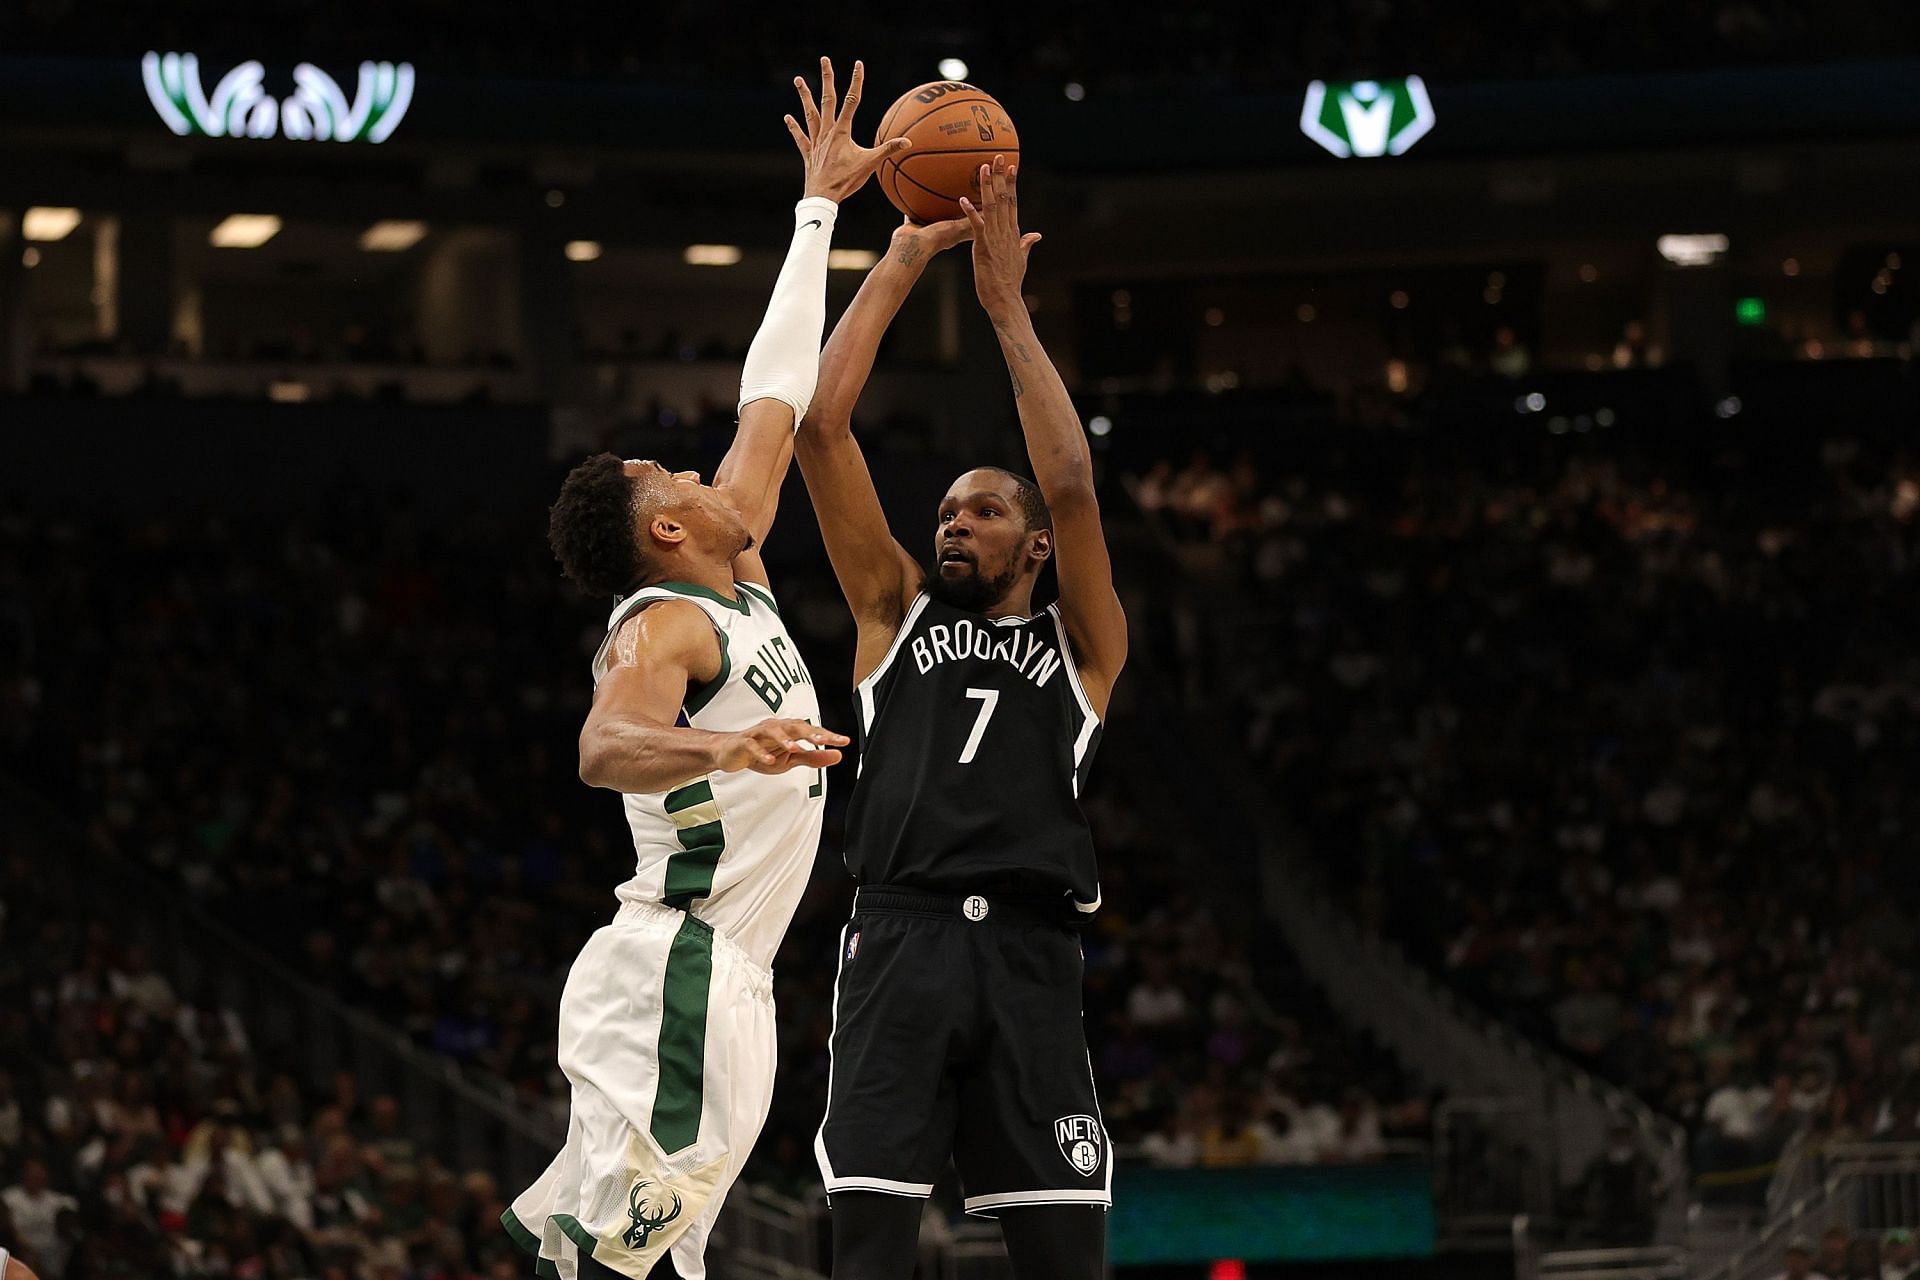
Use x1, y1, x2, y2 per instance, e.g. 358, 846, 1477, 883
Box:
1129, 406, 1920, 1192
0, 852, 523, 1280
1079, 841, 1425, 1168
0, 459, 1426, 1234
1767, 1223, 1919, 1280
3, 0, 1910, 91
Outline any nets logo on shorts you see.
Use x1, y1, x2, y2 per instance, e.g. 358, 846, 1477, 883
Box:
622, 1179, 683, 1249
1054, 1114, 1103, 1177
846, 931, 861, 961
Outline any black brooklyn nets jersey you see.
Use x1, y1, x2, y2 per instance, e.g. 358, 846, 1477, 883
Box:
843, 593, 1103, 908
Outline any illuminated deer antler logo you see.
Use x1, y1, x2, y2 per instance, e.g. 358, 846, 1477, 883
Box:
621, 1179, 683, 1249
141, 52, 415, 143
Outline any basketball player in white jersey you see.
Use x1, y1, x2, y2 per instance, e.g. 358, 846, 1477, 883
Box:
503, 59, 910, 1280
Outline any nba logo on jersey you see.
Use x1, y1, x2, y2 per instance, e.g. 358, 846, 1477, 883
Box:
846, 931, 860, 962
1054, 1114, 1103, 1176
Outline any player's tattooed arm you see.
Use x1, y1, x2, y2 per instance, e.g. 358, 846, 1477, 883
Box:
963, 155, 1130, 714
796, 216, 967, 676
579, 602, 847, 791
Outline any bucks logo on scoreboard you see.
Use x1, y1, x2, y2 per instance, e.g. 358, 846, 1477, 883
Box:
1300, 77, 1436, 158
142, 52, 415, 142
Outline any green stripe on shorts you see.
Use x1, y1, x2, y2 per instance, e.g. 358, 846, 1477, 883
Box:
501, 1207, 541, 1256
501, 1207, 563, 1275
651, 913, 715, 1155
551, 1214, 598, 1257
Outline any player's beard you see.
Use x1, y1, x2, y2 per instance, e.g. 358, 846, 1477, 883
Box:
926, 557, 1020, 613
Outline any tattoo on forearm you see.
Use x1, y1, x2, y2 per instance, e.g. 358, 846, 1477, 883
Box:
993, 320, 1035, 364
1008, 365, 1025, 399
896, 242, 926, 269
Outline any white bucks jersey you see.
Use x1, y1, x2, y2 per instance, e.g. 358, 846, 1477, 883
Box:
591, 580, 826, 967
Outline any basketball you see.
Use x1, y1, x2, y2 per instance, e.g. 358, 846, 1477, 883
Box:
874, 81, 1020, 224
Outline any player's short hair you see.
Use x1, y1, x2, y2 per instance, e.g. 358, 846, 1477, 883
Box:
984, 467, 1052, 535
548, 453, 651, 597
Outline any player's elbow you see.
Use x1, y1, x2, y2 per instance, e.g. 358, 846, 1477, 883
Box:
577, 726, 617, 789
798, 408, 853, 442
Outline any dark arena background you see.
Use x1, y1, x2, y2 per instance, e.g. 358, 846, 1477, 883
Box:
4, 2, 1920, 1278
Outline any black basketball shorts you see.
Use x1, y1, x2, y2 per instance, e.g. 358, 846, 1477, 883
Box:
813, 886, 1112, 1216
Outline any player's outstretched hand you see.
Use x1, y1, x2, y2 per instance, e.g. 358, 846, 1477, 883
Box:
888, 214, 972, 268
786, 58, 911, 204
959, 154, 1041, 318
715, 718, 849, 775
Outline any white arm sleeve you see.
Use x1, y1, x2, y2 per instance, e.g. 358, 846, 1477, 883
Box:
737, 196, 838, 424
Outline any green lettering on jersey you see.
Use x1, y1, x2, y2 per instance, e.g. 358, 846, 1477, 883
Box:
743, 664, 783, 712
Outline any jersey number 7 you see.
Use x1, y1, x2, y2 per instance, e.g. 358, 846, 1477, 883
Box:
958, 687, 1000, 764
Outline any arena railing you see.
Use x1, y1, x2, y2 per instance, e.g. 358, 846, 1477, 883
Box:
1761, 1127, 1820, 1222
1702, 1142, 1920, 1280
1439, 1097, 1557, 1248
1260, 847, 1690, 1247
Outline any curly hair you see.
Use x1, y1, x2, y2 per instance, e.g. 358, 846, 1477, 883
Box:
548, 453, 644, 597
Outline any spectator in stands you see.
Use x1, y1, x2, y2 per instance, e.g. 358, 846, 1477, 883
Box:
2, 1162, 74, 1278
1882, 1229, 1916, 1280
1774, 1239, 1831, 1280
1127, 952, 1190, 1032
1325, 1088, 1388, 1163
1846, 1239, 1887, 1280
1138, 1103, 1202, 1169
1699, 1064, 1772, 1169
1824, 1228, 1855, 1280
1200, 1091, 1275, 1168
1574, 1123, 1659, 1248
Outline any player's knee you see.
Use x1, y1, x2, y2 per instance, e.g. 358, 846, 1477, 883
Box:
829, 1191, 925, 1280
997, 1203, 1107, 1280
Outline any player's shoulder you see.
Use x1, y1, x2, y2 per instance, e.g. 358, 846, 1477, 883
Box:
604, 597, 721, 671
5, 1254, 41, 1280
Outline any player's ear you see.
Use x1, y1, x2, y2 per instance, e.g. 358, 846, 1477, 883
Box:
649, 513, 689, 550
1028, 528, 1053, 564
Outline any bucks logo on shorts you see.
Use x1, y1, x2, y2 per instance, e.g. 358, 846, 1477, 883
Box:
622, 1179, 683, 1248
1054, 1114, 1103, 1176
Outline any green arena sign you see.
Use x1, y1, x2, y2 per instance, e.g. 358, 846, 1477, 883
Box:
142, 51, 415, 142
1301, 76, 1436, 158
1111, 1162, 1436, 1264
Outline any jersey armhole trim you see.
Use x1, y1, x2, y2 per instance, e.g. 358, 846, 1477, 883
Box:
1047, 604, 1101, 727
683, 623, 732, 716
854, 593, 932, 698
737, 581, 780, 616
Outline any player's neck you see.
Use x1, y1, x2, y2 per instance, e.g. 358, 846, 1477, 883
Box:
983, 589, 1035, 621
644, 562, 738, 600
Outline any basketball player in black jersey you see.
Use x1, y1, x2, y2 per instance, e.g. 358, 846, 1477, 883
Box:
795, 154, 1128, 1280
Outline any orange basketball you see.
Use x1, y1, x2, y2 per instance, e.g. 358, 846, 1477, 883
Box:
874, 81, 1020, 224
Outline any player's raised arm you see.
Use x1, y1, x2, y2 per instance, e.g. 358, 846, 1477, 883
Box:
578, 600, 847, 793
796, 216, 969, 676
713, 56, 911, 584
961, 155, 1129, 713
